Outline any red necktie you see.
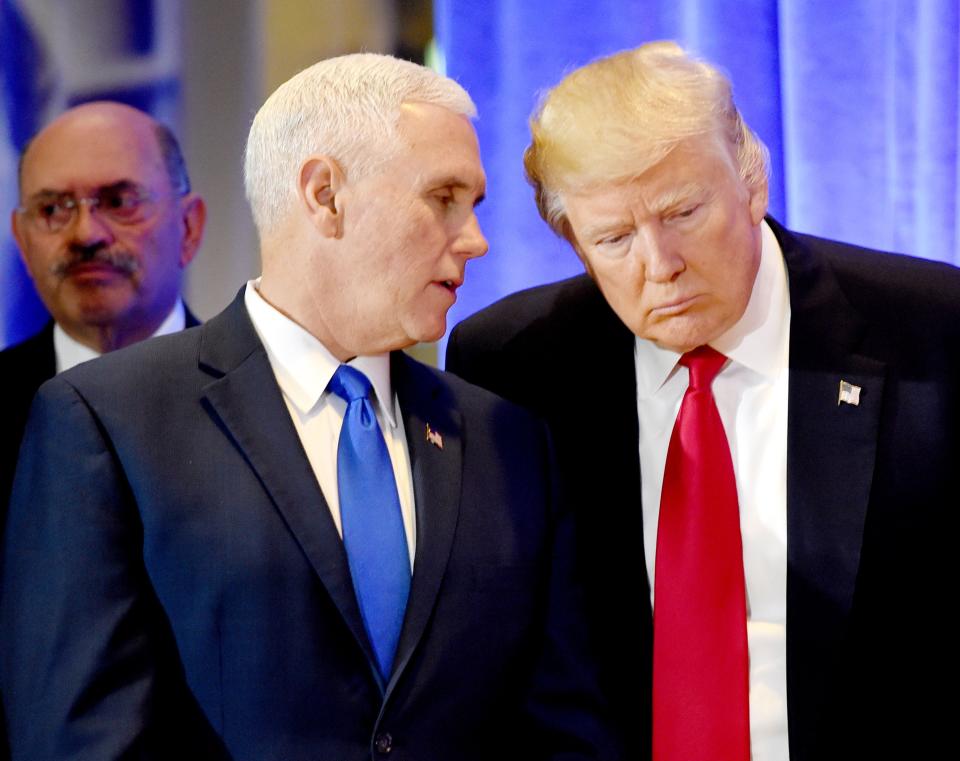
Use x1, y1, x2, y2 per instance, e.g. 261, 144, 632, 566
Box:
653, 346, 749, 761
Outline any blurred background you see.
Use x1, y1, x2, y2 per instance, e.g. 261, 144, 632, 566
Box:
2, 0, 958, 364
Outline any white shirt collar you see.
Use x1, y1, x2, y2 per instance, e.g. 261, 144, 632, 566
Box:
243, 280, 397, 427
54, 298, 186, 373
634, 219, 790, 396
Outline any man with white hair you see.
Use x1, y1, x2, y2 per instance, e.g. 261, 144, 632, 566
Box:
448, 41, 957, 761
1, 54, 616, 760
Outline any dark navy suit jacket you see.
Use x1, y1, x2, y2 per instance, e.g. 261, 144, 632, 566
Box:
0, 293, 614, 760
446, 218, 959, 760
0, 308, 200, 519
0, 308, 200, 761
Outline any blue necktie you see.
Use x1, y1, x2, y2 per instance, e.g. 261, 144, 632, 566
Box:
329, 364, 410, 679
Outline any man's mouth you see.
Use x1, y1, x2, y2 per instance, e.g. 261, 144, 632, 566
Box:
651, 295, 699, 316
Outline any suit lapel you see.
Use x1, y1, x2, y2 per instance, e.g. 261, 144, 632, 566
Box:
196, 293, 375, 672
775, 220, 884, 746
386, 353, 462, 691
567, 283, 650, 623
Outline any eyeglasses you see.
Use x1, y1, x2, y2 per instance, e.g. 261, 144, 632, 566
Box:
17, 184, 180, 233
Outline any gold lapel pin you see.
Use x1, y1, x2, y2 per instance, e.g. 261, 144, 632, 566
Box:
425, 423, 443, 449
838, 380, 861, 406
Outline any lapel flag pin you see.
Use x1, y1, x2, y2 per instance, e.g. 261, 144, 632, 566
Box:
838, 380, 861, 406
425, 423, 443, 449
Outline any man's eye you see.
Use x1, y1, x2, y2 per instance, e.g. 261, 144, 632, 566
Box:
103, 191, 137, 210
101, 190, 144, 216
37, 202, 62, 219
598, 233, 627, 247
669, 204, 700, 221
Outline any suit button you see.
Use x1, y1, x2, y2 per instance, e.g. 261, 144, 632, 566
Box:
375, 732, 393, 754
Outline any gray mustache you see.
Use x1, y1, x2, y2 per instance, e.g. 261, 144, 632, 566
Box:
52, 249, 140, 278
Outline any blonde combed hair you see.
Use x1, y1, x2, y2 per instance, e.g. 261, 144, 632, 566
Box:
525, 41, 769, 241
244, 53, 476, 237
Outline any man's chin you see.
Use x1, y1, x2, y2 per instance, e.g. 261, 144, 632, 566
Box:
644, 323, 721, 354
418, 322, 447, 347
70, 299, 135, 328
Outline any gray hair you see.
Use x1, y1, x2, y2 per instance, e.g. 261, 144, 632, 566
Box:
244, 53, 476, 236
153, 122, 191, 194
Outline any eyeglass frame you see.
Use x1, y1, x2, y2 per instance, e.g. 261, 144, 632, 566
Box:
16, 180, 189, 234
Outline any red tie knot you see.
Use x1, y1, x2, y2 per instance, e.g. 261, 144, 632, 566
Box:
680, 346, 727, 391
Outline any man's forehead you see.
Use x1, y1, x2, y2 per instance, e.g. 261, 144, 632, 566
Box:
390, 105, 485, 192
21, 108, 164, 193
616, 136, 733, 199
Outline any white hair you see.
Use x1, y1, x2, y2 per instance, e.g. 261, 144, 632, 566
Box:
244, 53, 476, 236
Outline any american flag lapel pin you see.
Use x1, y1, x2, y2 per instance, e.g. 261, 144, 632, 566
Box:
425, 423, 443, 449
838, 380, 861, 406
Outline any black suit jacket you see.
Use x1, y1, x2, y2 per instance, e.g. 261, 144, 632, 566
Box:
0, 322, 55, 526
0, 293, 615, 760
0, 309, 199, 761
446, 219, 958, 760
0, 308, 200, 521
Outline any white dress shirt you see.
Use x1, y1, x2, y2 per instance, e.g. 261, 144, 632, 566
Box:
636, 220, 791, 760
54, 298, 186, 373
243, 281, 416, 570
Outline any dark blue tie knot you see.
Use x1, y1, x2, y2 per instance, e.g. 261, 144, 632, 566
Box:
329, 364, 373, 403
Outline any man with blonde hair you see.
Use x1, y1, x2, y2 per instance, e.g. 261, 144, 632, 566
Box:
448, 41, 956, 761
2, 54, 617, 759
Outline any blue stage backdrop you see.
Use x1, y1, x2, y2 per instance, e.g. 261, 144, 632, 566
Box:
436, 0, 960, 360
0, 0, 49, 348
0, 0, 180, 349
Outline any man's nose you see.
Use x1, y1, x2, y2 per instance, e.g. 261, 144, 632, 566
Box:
457, 212, 488, 260
68, 202, 114, 247
638, 228, 684, 282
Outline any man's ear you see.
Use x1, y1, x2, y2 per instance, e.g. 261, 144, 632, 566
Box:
10, 210, 27, 266
178, 194, 207, 268
298, 155, 345, 239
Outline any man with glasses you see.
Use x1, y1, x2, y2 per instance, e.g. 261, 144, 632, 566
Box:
0, 101, 206, 511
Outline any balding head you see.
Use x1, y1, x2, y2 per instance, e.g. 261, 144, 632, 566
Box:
13, 101, 206, 353
19, 101, 191, 199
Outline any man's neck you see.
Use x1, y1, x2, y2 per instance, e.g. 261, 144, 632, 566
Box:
54, 300, 186, 372
65, 322, 158, 354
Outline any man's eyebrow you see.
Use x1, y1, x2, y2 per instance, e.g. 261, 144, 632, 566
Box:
26, 189, 67, 201
27, 179, 140, 201
648, 182, 707, 214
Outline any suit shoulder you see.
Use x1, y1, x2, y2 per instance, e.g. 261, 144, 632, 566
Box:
398, 353, 544, 427
0, 323, 54, 367
450, 274, 608, 349
58, 324, 205, 401
797, 230, 960, 291
1, 325, 56, 411
803, 234, 960, 318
